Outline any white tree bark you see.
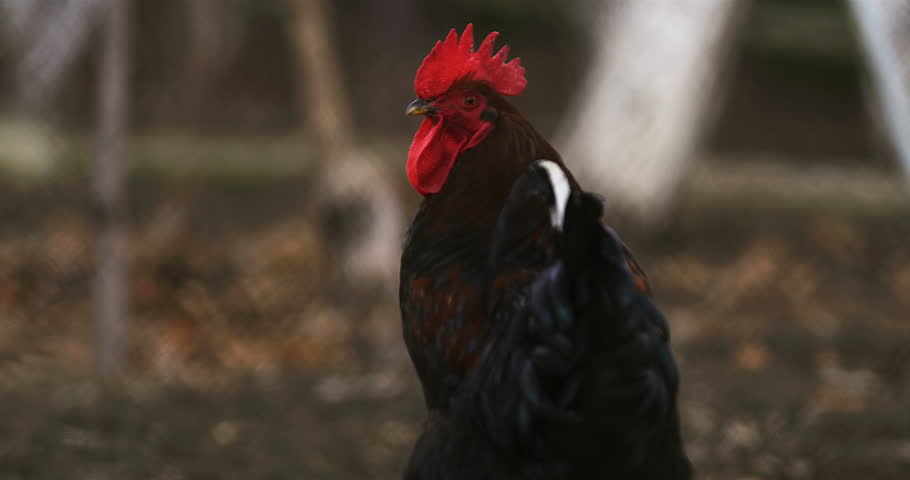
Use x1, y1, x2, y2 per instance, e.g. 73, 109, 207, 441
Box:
558, 0, 747, 224
848, 0, 910, 182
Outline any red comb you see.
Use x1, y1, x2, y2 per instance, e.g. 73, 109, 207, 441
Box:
414, 24, 527, 99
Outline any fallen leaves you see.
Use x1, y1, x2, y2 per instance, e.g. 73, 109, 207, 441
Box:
732, 342, 769, 371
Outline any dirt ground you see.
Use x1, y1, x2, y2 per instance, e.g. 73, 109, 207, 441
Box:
0, 173, 908, 479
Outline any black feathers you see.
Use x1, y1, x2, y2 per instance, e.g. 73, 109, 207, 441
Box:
403, 160, 691, 479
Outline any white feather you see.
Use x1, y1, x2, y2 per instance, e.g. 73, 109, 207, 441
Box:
536, 160, 571, 231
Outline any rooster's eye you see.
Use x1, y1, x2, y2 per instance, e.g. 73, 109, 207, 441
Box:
463, 95, 477, 107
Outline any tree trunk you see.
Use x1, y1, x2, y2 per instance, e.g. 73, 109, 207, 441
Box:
848, 0, 910, 182
95, 0, 130, 380
558, 0, 748, 225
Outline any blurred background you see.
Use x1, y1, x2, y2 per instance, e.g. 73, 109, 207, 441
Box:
1, 0, 909, 478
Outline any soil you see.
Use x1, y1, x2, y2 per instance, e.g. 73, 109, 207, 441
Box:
0, 173, 908, 479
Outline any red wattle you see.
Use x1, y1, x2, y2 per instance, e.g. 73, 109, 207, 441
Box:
407, 117, 466, 196
407, 117, 494, 196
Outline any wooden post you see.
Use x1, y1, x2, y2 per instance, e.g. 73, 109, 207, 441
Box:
289, 0, 353, 159
95, 0, 129, 379
289, 0, 403, 283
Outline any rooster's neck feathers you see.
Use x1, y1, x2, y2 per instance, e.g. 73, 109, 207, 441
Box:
416, 105, 560, 231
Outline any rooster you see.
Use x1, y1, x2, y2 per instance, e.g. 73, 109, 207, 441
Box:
400, 25, 691, 479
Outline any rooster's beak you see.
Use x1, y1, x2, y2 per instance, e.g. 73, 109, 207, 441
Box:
406, 98, 436, 116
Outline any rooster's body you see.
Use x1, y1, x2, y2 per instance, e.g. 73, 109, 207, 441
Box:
399, 25, 691, 479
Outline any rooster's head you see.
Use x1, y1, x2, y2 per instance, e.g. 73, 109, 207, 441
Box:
406, 24, 527, 196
